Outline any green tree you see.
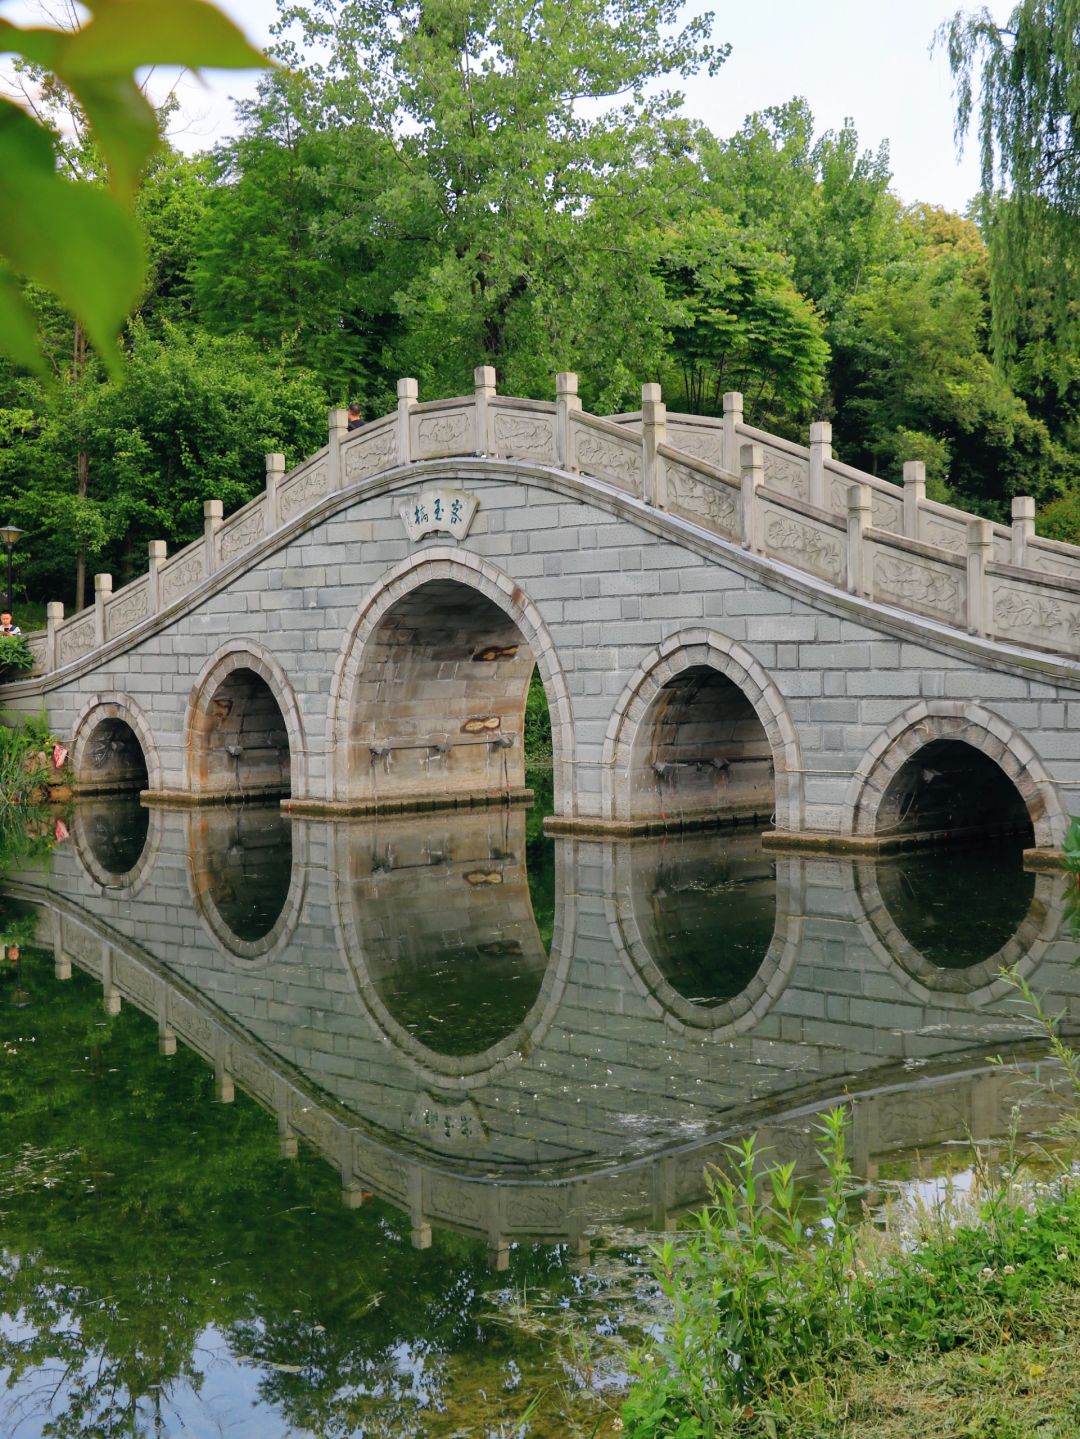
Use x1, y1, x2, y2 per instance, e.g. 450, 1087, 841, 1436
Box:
940, 2, 1080, 362
273, 0, 725, 410
657, 210, 829, 428
0, 325, 328, 604
829, 206, 1072, 514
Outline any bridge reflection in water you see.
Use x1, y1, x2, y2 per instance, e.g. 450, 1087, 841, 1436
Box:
7, 800, 1077, 1266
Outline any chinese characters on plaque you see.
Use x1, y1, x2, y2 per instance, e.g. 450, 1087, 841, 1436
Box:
399, 489, 479, 542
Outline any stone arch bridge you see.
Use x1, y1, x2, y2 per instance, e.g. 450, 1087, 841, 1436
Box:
4, 370, 1079, 855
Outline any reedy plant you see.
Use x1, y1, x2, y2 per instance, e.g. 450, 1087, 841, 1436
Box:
624, 1108, 864, 1436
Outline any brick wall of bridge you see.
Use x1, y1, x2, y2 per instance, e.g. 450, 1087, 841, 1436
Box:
9, 466, 1079, 843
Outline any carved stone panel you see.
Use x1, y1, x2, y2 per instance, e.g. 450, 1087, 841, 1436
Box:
668, 426, 723, 467
107, 579, 149, 637
871, 491, 903, 532
667, 462, 738, 539
428, 1175, 486, 1226
345, 425, 397, 481
219, 505, 266, 563
160, 550, 205, 607
280, 462, 330, 521
492, 411, 555, 462
112, 953, 157, 1009
873, 553, 962, 623
353, 1138, 409, 1201
763, 449, 809, 499
230, 1045, 275, 1105
993, 583, 1080, 651
57, 614, 96, 667
399, 489, 479, 541
407, 1092, 488, 1148
573, 421, 641, 491
923, 519, 966, 555
763, 510, 842, 583
412, 408, 471, 459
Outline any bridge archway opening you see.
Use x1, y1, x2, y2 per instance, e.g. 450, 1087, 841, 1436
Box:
346, 578, 544, 808
77, 717, 149, 794
188, 806, 299, 957
628, 665, 774, 828
875, 739, 1034, 847
191, 666, 291, 799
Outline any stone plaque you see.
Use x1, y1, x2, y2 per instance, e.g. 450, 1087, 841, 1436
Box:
399, 489, 478, 542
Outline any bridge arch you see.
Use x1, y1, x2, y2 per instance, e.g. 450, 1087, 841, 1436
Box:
846, 701, 1065, 850
186, 641, 306, 801
602, 631, 802, 831
326, 547, 575, 814
70, 693, 161, 794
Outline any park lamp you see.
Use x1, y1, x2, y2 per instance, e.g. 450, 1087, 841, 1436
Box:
0, 524, 22, 616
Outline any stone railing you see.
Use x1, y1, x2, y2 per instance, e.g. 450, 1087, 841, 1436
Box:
27, 370, 1080, 677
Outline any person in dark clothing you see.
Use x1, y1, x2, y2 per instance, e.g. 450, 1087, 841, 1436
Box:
347, 403, 364, 432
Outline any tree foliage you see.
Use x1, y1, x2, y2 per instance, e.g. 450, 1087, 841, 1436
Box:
940, 2, 1080, 362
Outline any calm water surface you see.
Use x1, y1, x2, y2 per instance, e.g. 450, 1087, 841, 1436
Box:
1, 784, 1076, 1437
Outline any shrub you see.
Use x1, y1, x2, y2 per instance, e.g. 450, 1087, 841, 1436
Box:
0, 634, 33, 678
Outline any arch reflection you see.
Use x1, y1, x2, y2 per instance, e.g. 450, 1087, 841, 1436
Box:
187, 805, 302, 959
333, 808, 569, 1086
71, 797, 156, 892
857, 840, 1050, 996
609, 831, 798, 1032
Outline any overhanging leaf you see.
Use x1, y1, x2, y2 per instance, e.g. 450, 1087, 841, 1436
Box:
0, 269, 46, 376
73, 73, 160, 197
60, 0, 270, 78
0, 104, 144, 376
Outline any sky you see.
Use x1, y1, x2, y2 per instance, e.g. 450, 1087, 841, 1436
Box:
6, 0, 988, 213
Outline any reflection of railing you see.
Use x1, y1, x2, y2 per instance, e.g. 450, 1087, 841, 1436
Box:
24, 369, 1080, 678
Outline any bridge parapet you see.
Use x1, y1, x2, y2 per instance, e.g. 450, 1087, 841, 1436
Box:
21, 371, 1080, 682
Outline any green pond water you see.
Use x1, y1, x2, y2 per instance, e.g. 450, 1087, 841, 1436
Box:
0, 784, 1076, 1437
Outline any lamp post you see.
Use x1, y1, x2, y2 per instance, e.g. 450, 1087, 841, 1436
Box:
0, 524, 23, 614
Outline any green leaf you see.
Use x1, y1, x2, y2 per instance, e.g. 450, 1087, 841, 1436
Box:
72, 73, 160, 197
0, 268, 46, 376
61, 0, 269, 77
0, 99, 144, 376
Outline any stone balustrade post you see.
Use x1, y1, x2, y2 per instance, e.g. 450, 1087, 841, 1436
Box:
1011, 496, 1035, 568
214, 1065, 235, 1104
474, 364, 496, 455
809, 420, 832, 509
46, 600, 64, 670
903, 460, 926, 539
408, 1167, 432, 1249
328, 408, 348, 491
740, 442, 764, 552
397, 377, 418, 465
722, 391, 744, 474
265, 452, 285, 527
93, 573, 112, 647
641, 382, 667, 508
147, 540, 166, 612
203, 500, 223, 576
556, 371, 580, 471
847, 483, 872, 597
967, 517, 993, 636
101, 947, 120, 1015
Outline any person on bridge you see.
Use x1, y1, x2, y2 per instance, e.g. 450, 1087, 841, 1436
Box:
0, 612, 21, 636
347, 402, 365, 432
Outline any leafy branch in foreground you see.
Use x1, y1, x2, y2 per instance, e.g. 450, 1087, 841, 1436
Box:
0, 0, 269, 376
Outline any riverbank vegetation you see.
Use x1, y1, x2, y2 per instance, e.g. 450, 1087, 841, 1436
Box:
3, 1, 1080, 614
618, 975, 1080, 1438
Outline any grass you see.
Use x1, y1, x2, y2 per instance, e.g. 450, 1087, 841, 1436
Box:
616, 969, 1080, 1439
